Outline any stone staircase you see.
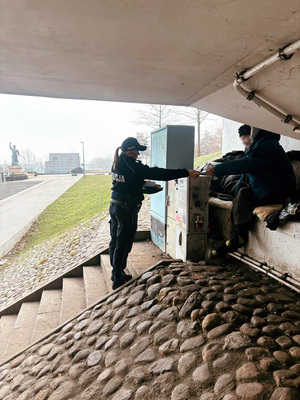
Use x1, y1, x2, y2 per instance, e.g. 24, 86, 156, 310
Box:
0, 265, 108, 364
0, 240, 162, 366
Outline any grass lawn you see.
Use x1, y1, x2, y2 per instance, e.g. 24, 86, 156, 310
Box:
22, 150, 221, 249
25, 175, 112, 248
194, 151, 222, 168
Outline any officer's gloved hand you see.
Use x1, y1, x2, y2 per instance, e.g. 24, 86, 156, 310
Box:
188, 170, 201, 179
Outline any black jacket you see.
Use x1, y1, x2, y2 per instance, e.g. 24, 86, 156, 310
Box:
215, 130, 296, 205
111, 153, 189, 202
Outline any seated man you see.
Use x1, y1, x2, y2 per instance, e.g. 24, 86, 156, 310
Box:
206, 128, 296, 254
239, 124, 252, 150
209, 124, 252, 200
213, 124, 252, 166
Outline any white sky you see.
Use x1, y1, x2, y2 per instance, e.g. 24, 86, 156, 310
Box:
0, 94, 222, 164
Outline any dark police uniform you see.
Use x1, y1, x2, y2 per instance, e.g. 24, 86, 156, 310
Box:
109, 151, 189, 288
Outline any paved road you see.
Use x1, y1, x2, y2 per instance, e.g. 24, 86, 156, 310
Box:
0, 181, 42, 201
0, 175, 82, 259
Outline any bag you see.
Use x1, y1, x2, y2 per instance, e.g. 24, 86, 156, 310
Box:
214, 150, 244, 163
279, 201, 300, 223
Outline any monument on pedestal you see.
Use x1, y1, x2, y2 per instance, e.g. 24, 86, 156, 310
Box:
8, 142, 24, 175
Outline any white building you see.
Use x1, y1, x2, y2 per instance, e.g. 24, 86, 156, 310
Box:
45, 153, 80, 174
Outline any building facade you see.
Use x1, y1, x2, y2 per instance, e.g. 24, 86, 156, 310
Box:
45, 153, 80, 174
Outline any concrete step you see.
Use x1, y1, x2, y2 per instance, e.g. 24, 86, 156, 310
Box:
4, 301, 40, 359
100, 254, 137, 285
125, 258, 138, 279
127, 241, 163, 276
83, 266, 110, 307
0, 315, 18, 361
31, 289, 62, 343
100, 255, 113, 291
59, 278, 86, 324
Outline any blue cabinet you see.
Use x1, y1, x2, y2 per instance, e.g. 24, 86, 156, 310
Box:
150, 125, 194, 251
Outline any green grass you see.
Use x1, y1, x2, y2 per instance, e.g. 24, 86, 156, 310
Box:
25, 175, 112, 248
194, 151, 222, 168
21, 150, 221, 250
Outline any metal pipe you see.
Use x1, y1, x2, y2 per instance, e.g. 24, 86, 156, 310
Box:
236, 40, 300, 83
233, 39, 300, 134
233, 80, 300, 132
231, 252, 300, 286
228, 251, 300, 294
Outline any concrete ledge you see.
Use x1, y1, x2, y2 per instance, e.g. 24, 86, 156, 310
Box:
0, 216, 38, 259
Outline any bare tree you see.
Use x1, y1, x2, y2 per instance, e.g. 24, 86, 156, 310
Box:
134, 104, 181, 131
136, 132, 151, 164
19, 148, 38, 171
0, 160, 9, 173
87, 155, 112, 171
178, 107, 210, 157
200, 127, 223, 155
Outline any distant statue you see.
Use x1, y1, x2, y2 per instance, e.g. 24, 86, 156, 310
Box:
10, 142, 20, 166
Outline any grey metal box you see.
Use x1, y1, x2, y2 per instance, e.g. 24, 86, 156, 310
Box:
150, 125, 195, 251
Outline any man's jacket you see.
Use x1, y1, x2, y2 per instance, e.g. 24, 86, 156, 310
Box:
111, 153, 189, 203
214, 130, 296, 205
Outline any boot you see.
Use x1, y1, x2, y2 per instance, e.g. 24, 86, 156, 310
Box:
123, 272, 132, 282
212, 234, 245, 257
111, 271, 132, 282
112, 274, 126, 290
225, 233, 245, 250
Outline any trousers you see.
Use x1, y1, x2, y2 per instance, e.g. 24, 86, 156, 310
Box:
231, 187, 285, 236
109, 201, 140, 278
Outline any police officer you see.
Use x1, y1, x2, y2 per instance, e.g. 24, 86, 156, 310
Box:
109, 136, 200, 289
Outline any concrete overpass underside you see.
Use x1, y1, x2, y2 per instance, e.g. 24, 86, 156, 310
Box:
0, 0, 299, 138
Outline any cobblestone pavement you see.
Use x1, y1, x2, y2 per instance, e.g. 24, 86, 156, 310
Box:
0, 260, 299, 399
0, 201, 150, 311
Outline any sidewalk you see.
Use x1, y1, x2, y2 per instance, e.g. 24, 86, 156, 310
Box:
0, 175, 82, 259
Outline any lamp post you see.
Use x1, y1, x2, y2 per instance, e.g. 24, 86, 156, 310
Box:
80, 141, 85, 177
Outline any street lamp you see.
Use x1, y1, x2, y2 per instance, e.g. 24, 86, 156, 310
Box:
80, 141, 85, 177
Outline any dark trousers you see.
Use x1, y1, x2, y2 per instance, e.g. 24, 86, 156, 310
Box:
231, 187, 285, 238
109, 202, 139, 279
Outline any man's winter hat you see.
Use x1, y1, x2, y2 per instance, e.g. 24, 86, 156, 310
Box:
238, 124, 251, 137
121, 137, 147, 152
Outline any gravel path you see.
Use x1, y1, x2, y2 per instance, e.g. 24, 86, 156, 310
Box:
0, 200, 150, 311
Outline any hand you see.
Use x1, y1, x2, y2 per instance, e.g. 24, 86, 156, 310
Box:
188, 170, 201, 179
206, 166, 216, 177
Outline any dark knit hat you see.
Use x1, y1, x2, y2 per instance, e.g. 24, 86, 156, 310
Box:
238, 124, 251, 137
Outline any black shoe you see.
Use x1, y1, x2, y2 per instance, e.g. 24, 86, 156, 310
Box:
123, 273, 132, 282
211, 242, 228, 257
212, 235, 245, 257
111, 272, 132, 282
225, 234, 245, 250
112, 276, 126, 290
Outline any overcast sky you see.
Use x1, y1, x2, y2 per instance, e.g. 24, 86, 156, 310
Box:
0, 94, 222, 164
